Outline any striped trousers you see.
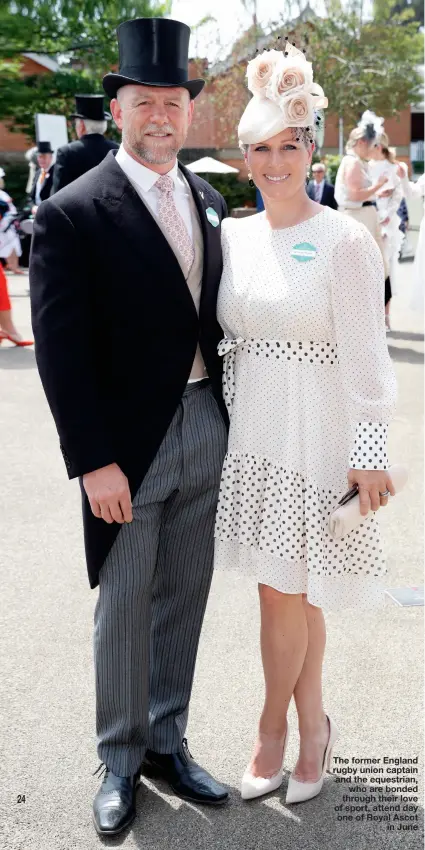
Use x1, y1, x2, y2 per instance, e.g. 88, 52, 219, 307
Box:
93, 380, 228, 777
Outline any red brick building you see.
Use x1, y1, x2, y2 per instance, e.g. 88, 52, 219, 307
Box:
0, 54, 60, 160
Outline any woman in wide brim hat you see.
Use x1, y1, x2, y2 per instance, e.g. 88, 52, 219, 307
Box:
213, 42, 397, 804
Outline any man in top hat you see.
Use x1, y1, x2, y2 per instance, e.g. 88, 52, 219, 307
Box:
50, 94, 118, 194
307, 162, 338, 209
30, 17, 229, 836
30, 141, 55, 211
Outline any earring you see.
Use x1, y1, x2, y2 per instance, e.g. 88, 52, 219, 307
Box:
248, 172, 255, 188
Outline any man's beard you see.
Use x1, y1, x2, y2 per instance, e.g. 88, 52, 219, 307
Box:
125, 124, 181, 164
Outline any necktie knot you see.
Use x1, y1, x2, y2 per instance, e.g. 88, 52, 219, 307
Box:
156, 174, 174, 194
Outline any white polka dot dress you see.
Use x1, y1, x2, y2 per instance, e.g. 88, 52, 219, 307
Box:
214, 207, 398, 610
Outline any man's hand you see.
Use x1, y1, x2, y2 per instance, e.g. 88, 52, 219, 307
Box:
83, 463, 133, 524
347, 469, 395, 517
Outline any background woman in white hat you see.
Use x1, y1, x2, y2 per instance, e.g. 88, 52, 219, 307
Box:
214, 42, 397, 805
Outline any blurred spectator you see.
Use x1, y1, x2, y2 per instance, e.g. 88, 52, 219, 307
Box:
307, 163, 338, 209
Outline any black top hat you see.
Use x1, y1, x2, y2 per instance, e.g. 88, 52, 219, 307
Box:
37, 140, 53, 154
103, 18, 205, 100
70, 94, 112, 121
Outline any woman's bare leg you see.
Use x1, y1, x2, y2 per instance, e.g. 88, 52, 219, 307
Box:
0, 309, 20, 337
6, 251, 22, 273
291, 595, 329, 781
249, 585, 308, 778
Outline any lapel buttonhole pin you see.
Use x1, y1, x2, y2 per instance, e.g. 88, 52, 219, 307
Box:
199, 191, 205, 199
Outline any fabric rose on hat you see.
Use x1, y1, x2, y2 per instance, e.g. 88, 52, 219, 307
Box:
266, 53, 313, 102
281, 93, 314, 127
246, 49, 281, 98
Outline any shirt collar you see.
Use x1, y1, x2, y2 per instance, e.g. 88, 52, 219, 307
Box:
116, 144, 179, 193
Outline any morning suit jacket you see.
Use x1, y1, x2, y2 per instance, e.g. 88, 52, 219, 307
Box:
30, 166, 55, 203
30, 151, 229, 589
307, 179, 338, 210
50, 133, 119, 194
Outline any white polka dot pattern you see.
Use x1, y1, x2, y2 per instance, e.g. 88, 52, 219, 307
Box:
214, 207, 398, 610
156, 174, 195, 277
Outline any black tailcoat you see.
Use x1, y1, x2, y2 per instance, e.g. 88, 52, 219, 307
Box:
30, 166, 55, 203
30, 151, 228, 589
50, 134, 119, 194
307, 179, 338, 210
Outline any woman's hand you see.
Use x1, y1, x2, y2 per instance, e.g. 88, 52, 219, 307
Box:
347, 469, 396, 516
377, 188, 394, 199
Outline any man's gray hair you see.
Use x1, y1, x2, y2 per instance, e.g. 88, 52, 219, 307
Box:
77, 117, 107, 135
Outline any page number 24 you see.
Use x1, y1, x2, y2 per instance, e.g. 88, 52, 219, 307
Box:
17, 795, 26, 803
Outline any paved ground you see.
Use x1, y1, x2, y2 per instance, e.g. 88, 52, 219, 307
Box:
0, 251, 423, 850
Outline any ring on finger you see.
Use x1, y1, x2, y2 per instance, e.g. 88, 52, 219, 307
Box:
379, 489, 390, 497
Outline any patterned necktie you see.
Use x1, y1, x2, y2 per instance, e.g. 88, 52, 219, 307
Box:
156, 174, 195, 277
40, 168, 46, 184
314, 181, 321, 202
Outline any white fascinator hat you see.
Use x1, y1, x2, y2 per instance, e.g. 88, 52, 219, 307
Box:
238, 40, 328, 145
356, 110, 385, 142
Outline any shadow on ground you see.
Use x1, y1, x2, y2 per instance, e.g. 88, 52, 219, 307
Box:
387, 345, 424, 366
87, 773, 423, 850
0, 348, 36, 370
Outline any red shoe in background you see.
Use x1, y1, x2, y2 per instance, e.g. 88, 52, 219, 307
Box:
0, 331, 33, 347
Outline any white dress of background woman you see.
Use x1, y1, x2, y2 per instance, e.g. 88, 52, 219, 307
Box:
368, 137, 403, 289
334, 114, 389, 275
398, 168, 425, 312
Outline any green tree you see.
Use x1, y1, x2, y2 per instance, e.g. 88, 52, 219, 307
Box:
293, 5, 423, 150
0, 1, 171, 63
0, 0, 171, 140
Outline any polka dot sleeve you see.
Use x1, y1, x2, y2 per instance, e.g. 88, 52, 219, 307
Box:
331, 224, 397, 470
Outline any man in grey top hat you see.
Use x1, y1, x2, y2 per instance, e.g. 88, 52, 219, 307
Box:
30, 17, 229, 837
50, 94, 118, 194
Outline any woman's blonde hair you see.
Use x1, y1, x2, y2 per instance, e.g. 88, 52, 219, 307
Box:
345, 126, 370, 152
376, 132, 396, 163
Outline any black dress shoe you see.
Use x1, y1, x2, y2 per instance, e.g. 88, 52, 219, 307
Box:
92, 764, 139, 836
142, 738, 228, 806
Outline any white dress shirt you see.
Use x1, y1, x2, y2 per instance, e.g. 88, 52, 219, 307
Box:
115, 144, 193, 241
115, 144, 207, 382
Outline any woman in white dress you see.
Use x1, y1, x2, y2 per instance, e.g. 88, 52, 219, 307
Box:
396, 166, 425, 313
214, 44, 397, 805
334, 113, 390, 267
0, 169, 23, 274
368, 132, 404, 330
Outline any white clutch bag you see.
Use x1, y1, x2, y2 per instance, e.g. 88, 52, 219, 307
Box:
328, 464, 409, 540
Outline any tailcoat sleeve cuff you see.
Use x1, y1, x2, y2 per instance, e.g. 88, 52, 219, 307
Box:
349, 422, 390, 470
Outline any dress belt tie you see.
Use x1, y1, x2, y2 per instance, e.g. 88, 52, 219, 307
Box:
217, 336, 246, 417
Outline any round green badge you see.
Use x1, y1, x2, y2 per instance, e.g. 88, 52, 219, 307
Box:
291, 242, 317, 262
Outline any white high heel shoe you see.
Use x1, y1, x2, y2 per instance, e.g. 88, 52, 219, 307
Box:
285, 714, 339, 804
241, 723, 290, 800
